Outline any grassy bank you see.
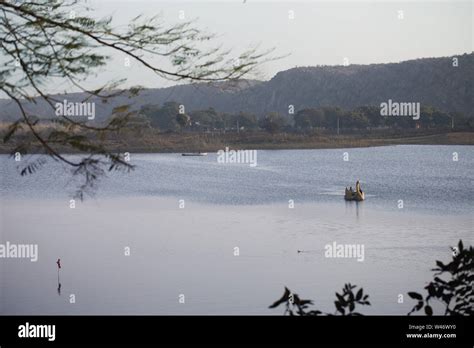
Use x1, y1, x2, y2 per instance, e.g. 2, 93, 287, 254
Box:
1, 128, 473, 154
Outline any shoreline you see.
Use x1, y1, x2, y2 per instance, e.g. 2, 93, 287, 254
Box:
0, 130, 473, 154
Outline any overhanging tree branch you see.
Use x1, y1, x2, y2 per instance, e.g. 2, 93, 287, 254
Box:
0, 0, 278, 199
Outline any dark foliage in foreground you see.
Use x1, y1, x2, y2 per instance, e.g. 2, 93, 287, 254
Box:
270, 240, 473, 316
269, 283, 370, 316
408, 240, 473, 316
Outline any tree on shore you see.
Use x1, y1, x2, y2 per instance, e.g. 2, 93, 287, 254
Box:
260, 112, 286, 133
0, 0, 274, 198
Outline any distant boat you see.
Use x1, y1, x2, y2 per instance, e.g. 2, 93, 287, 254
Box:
181, 153, 208, 156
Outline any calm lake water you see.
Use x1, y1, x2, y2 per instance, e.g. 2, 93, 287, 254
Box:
0, 145, 473, 314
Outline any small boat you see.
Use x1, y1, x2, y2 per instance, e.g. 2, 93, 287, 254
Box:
181, 153, 208, 156
344, 181, 365, 201
344, 189, 365, 201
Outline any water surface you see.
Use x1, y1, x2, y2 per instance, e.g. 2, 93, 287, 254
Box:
0, 145, 472, 314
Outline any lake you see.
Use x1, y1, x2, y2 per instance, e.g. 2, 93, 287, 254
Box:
0, 145, 473, 314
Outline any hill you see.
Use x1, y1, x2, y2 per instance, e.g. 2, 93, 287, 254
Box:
0, 53, 472, 122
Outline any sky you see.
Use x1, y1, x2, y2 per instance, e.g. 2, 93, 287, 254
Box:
4, 0, 474, 94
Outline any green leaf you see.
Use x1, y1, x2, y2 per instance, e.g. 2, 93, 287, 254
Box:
426, 284, 436, 297
408, 292, 423, 300
335, 301, 345, 315
415, 301, 424, 311
268, 287, 291, 309
424, 305, 433, 316
336, 293, 346, 305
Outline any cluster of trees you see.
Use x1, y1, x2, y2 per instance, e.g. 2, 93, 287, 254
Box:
139, 103, 471, 133
139, 102, 283, 133
293, 106, 468, 130
293, 105, 470, 131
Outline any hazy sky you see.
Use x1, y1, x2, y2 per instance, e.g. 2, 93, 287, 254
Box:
12, 0, 474, 93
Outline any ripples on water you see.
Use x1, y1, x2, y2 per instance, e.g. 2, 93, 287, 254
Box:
0, 145, 473, 315
1, 145, 473, 214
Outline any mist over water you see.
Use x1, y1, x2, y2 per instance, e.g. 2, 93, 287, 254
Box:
0, 145, 473, 314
